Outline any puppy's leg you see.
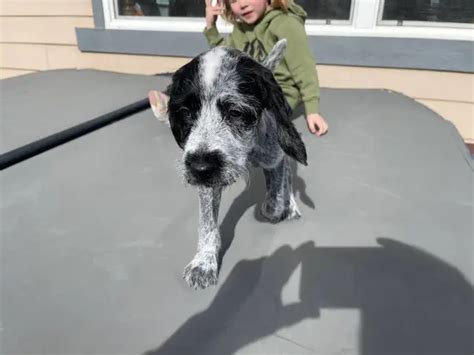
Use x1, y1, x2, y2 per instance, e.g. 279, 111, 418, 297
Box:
261, 156, 301, 223
183, 186, 222, 289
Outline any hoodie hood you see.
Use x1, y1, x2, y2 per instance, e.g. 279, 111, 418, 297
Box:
238, 1, 307, 32
258, 0, 307, 25
286, 0, 307, 22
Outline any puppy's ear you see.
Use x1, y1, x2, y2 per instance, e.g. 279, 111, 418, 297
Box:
257, 69, 307, 166
262, 39, 287, 71
166, 58, 201, 149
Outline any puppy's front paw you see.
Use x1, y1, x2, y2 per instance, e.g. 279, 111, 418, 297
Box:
183, 253, 219, 290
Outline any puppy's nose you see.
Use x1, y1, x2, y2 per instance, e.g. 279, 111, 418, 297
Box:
185, 151, 223, 176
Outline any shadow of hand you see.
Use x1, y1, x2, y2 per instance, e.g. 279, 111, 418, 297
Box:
146, 242, 319, 355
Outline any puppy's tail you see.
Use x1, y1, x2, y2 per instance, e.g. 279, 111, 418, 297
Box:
262, 39, 287, 72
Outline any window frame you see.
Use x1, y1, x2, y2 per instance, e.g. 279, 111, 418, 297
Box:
377, 0, 474, 29
76, 0, 473, 73
103, 0, 473, 41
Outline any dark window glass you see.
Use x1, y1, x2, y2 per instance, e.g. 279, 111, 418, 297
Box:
117, 0, 205, 17
382, 0, 474, 24
298, 0, 352, 20
117, 0, 352, 20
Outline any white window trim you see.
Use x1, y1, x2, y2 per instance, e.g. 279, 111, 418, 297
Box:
103, 0, 474, 41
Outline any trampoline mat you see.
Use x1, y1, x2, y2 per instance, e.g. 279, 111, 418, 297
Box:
0, 69, 167, 153
1, 70, 473, 355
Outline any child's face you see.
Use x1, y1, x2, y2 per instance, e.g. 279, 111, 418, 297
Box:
229, 0, 269, 25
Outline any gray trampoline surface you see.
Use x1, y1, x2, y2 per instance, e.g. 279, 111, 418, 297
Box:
1, 70, 473, 355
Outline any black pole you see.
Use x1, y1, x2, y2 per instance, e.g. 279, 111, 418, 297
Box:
0, 98, 150, 171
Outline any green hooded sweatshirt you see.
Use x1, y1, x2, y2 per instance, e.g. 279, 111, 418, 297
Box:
203, 0, 320, 114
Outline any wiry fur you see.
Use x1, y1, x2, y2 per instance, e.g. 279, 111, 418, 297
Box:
164, 39, 307, 289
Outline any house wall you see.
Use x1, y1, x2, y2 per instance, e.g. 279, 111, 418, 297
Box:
0, 0, 472, 143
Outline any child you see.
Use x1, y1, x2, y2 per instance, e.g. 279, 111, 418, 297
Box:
149, 0, 328, 136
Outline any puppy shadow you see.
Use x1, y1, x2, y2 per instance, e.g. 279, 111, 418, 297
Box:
145, 242, 318, 355
145, 238, 474, 355
218, 160, 314, 266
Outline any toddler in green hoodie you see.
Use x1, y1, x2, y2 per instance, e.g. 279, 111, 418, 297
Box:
149, 0, 328, 136
204, 0, 328, 136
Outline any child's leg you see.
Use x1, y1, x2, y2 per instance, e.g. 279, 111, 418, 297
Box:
148, 90, 169, 124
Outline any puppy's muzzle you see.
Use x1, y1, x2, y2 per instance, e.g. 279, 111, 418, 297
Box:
185, 150, 225, 186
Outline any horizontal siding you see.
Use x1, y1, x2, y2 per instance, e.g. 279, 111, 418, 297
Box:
0, 17, 94, 44
0, 0, 93, 16
46, 45, 191, 74
0, 43, 191, 73
318, 65, 473, 142
1, 43, 49, 70
0, 68, 34, 79
417, 99, 474, 142
2, 46, 471, 105
318, 66, 474, 104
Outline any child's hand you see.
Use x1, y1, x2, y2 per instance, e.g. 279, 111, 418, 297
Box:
205, 0, 224, 29
306, 113, 328, 136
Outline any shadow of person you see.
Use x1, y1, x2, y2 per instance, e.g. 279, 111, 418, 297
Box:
145, 243, 319, 355
146, 239, 473, 355
299, 238, 474, 355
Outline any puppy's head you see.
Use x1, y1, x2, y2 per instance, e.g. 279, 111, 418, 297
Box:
167, 45, 306, 188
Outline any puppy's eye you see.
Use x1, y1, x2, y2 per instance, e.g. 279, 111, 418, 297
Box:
179, 108, 192, 120
228, 109, 241, 119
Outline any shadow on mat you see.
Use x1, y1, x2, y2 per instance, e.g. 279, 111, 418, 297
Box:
218, 159, 314, 266
145, 239, 473, 355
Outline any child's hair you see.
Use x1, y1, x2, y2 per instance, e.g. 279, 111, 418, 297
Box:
222, 0, 288, 24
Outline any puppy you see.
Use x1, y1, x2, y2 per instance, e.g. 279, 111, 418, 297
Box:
163, 40, 307, 289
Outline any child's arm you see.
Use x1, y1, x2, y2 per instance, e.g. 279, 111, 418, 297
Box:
204, 26, 230, 47
273, 17, 320, 115
203, 0, 236, 48
205, 0, 223, 30
274, 17, 328, 136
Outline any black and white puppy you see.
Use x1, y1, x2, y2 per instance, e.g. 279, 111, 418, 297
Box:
165, 39, 307, 289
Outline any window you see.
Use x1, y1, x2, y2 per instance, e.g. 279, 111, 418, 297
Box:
114, 0, 353, 20
116, 0, 205, 17
103, 0, 473, 40
381, 0, 474, 25
300, 0, 353, 22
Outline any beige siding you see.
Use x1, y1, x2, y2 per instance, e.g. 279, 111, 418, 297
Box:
417, 99, 474, 144
318, 66, 474, 104
0, 42, 191, 74
317, 65, 474, 142
0, 0, 472, 141
46, 45, 191, 74
1, 43, 49, 70
0, 68, 34, 79
0, 0, 93, 16
0, 17, 94, 44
